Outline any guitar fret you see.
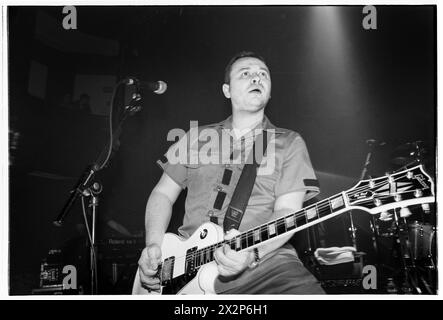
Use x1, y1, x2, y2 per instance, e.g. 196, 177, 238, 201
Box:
296, 212, 307, 226
330, 195, 346, 212
208, 247, 213, 262
253, 228, 261, 244
317, 201, 331, 218
276, 217, 286, 235
203, 248, 208, 263
246, 231, 254, 247
241, 235, 247, 249
285, 214, 295, 229
260, 227, 269, 242
229, 239, 236, 251
268, 223, 276, 236
306, 206, 317, 220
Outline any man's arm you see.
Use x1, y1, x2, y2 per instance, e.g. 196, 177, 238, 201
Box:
214, 191, 305, 277
145, 173, 182, 246
252, 191, 305, 257
137, 173, 182, 291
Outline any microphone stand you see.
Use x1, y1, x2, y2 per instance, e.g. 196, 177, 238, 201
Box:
53, 80, 143, 294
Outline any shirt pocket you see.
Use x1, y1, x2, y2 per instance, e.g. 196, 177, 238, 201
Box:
184, 163, 220, 189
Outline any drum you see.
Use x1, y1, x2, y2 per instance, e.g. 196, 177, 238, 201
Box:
408, 221, 436, 261
376, 218, 396, 237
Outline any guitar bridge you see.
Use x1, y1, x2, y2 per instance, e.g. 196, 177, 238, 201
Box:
160, 257, 175, 286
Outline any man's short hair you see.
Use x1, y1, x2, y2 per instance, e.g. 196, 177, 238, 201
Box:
224, 51, 268, 84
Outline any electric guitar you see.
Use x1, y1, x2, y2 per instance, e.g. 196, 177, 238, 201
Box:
132, 165, 435, 295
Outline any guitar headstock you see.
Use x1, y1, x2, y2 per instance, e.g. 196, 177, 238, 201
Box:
346, 165, 435, 214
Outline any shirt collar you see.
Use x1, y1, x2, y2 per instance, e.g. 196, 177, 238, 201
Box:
207, 115, 286, 134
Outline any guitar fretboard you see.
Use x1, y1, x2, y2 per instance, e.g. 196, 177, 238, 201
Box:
189, 194, 347, 269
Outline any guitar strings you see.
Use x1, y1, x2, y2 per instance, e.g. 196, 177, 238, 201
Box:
158, 171, 425, 272
186, 190, 425, 264
167, 174, 420, 265
184, 176, 418, 263
177, 176, 403, 264
185, 199, 422, 265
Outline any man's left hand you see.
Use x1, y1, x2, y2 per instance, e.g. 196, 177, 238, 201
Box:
214, 229, 255, 277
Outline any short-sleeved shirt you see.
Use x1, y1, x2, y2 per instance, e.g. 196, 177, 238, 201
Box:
157, 115, 320, 238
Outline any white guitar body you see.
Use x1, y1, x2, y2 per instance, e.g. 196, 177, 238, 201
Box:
132, 222, 224, 295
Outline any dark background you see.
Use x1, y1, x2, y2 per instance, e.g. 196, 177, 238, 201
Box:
8, 6, 436, 294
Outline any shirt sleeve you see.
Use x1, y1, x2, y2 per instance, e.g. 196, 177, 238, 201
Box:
274, 132, 320, 202
156, 132, 191, 189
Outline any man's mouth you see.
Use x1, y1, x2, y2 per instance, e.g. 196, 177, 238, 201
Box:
249, 88, 262, 94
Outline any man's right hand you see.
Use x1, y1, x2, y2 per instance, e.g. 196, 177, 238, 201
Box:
138, 244, 162, 292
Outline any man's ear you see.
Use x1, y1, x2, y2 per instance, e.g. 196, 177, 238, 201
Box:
222, 83, 231, 99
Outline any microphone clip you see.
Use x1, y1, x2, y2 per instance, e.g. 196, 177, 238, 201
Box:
124, 77, 143, 114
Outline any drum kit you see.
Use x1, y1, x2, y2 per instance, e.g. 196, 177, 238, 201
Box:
362, 140, 437, 294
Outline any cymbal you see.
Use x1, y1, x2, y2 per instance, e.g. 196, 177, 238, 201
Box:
394, 141, 426, 153
391, 141, 429, 165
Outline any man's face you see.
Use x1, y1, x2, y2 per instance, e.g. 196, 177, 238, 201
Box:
222, 57, 271, 113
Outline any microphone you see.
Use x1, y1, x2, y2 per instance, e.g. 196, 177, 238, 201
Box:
125, 77, 167, 95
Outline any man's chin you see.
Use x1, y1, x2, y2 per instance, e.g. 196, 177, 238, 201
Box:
243, 103, 267, 113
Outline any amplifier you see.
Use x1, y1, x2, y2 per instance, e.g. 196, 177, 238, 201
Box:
39, 249, 63, 288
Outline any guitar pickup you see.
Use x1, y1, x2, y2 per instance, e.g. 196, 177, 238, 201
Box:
185, 247, 198, 276
160, 256, 175, 285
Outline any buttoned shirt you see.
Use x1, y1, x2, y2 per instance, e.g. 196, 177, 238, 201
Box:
157, 115, 320, 238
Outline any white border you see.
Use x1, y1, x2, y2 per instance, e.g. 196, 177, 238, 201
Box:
1, 4, 9, 299
1, 1, 440, 301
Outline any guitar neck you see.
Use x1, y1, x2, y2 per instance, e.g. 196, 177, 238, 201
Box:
228, 193, 347, 251
161, 165, 434, 287
191, 192, 348, 269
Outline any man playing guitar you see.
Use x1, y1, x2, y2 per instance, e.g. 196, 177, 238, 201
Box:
135, 51, 327, 294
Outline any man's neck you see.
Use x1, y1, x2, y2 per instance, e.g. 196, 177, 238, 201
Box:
231, 110, 265, 131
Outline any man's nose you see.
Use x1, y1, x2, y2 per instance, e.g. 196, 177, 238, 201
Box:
251, 74, 261, 84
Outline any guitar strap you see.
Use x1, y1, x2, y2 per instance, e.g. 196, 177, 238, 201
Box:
223, 131, 269, 233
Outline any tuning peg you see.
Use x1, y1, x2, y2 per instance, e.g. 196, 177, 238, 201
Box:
388, 175, 394, 184
379, 211, 393, 221
400, 207, 412, 218
374, 198, 382, 207
421, 203, 431, 214
414, 189, 423, 198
